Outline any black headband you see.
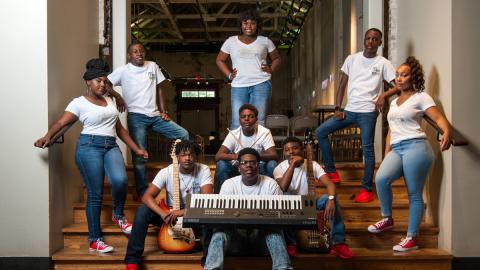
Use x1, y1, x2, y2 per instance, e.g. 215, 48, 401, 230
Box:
83, 58, 110, 80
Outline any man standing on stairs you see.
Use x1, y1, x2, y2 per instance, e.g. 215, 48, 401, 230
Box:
215, 103, 278, 192
124, 141, 213, 270
107, 42, 189, 199
273, 137, 353, 259
204, 148, 292, 270
315, 28, 397, 203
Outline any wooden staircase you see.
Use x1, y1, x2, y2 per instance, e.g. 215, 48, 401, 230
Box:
52, 163, 452, 270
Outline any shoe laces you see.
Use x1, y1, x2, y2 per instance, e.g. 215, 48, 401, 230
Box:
115, 216, 131, 230
374, 218, 391, 228
399, 236, 413, 246
93, 240, 109, 250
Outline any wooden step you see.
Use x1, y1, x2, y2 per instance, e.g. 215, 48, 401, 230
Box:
62, 222, 438, 250
52, 247, 452, 270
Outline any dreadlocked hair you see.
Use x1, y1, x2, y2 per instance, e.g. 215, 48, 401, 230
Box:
175, 140, 200, 157
404, 56, 425, 92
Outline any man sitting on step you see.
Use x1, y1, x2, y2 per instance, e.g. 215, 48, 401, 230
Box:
125, 141, 213, 270
215, 103, 278, 192
273, 137, 353, 259
204, 148, 293, 270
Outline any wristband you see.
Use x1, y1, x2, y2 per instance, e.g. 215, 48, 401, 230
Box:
334, 106, 343, 112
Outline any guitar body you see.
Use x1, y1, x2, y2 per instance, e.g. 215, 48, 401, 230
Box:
296, 130, 331, 253
297, 212, 330, 253
157, 200, 196, 253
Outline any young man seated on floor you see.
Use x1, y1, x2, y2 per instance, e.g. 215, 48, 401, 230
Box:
124, 141, 213, 270
273, 137, 353, 259
215, 103, 278, 192
204, 148, 293, 270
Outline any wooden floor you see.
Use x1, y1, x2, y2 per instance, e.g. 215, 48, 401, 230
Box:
52, 163, 452, 270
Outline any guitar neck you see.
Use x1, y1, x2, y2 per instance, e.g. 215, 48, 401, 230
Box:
172, 161, 181, 210
305, 144, 316, 195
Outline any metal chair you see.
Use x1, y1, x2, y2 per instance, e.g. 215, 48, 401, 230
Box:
265, 115, 290, 153
291, 115, 318, 138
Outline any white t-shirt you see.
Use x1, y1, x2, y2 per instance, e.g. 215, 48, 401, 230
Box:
387, 92, 436, 145
152, 163, 213, 207
222, 124, 275, 154
65, 96, 119, 137
273, 160, 326, 195
221, 35, 276, 87
107, 61, 165, 117
220, 175, 283, 195
341, 52, 396, 112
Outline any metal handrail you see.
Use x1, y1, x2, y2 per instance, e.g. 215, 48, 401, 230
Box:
423, 115, 468, 146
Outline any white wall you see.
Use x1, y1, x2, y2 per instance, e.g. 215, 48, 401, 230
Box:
451, 0, 480, 257
0, 0, 50, 256
391, 0, 453, 252
0, 0, 99, 257
47, 0, 99, 253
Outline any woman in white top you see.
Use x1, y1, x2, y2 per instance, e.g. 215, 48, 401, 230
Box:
216, 9, 281, 129
34, 59, 148, 253
367, 57, 451, 252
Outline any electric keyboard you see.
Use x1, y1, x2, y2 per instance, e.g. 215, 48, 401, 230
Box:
183, 194, 318, 229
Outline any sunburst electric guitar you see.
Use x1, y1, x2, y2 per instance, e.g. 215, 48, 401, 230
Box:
296, 129, 331, 252
157, 139, 196, 253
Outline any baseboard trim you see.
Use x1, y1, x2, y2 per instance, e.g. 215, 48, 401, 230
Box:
0, 257, 51, 270
453, 257, 480, 270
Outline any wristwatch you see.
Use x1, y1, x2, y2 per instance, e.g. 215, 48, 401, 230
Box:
328, 195, 335, 200
334, 106, 343, 112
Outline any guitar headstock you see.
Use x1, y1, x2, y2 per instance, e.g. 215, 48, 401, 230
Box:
304, 128, 317, 146
170, 139, 182, 161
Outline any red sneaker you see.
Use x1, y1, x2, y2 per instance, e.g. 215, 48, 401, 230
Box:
125, 264, 139, 270
368, 217, 394, 233
89, 240, 114, 253
287, 245, 297, 257
330, 243, 353, 259
112, 216, 133, 235
354, 188, 374, 203
393, 237, 418, 252
326, 171, 341, 183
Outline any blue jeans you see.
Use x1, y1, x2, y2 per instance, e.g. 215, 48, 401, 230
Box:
316, 195, 346, 245
127, 112, 189, 196
125, 205, 164, 265
375, 138, 434, 237
230, 80, 272, 129
75, 134, 129, 242
315, 110, 378, 191
204, 228, 292, 270
214, 159, 278, 193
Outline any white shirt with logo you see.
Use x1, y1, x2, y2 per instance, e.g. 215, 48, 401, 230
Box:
341, 52, 395, 112
108, 61, 165, 117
